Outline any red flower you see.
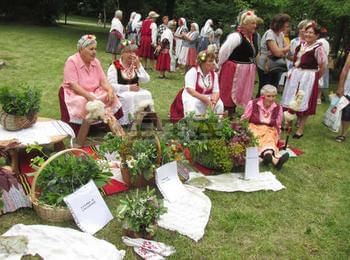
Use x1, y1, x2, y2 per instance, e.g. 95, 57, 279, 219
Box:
246, 11, 252, 16
113, 60, 124, 70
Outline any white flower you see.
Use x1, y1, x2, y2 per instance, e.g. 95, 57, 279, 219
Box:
126, 156, 136, 169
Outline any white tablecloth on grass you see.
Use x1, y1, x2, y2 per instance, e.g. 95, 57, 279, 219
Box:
188, 171, 285, 192
1, 224, 125, 260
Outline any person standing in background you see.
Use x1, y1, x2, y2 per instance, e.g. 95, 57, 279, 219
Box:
138, 11, 159, 70
106, 10, 124, 61
317, 27, 331, 104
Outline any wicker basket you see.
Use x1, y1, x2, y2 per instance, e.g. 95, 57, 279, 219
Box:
0, 110, 37, 131
30, 148, 88, 222
121, 134, 161, 188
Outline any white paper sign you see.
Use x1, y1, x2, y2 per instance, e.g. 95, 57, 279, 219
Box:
64, 180, 113, 234
244, 147, 259, 180
156, 161, 187, 203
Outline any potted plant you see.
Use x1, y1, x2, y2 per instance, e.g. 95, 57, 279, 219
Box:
98, 133, 161, 187
0, 85, 41, 131
27, 145, 112, 222
164, 111, 258, 172
117, 187, 167, 239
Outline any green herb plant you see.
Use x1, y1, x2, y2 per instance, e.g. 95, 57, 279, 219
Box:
0, 85, 41, 116
27, 145, 112, 207
117, 187, 167, 236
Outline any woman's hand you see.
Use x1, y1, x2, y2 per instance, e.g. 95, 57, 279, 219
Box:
107, 88, 115, 104
131, 54, 141, 69
129, 84, 140, 92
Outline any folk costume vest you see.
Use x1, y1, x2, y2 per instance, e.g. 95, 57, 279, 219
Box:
249, 99, 280, 128
113, 60, 139, 85
228, 32, 257, 64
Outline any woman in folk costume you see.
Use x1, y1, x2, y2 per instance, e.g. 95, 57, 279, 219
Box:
218, 10, 261, 117
131, 13, 142, 46
126, 12, 136, 39
197, 19, 214, 52
107, 40, 152, 126
174, 18, 188, 64
281, 22, 327, 138
178, 22, 200, 71
106, 10, 124, 60
170, 51, 224, 122
61, 35, 122, 145
156, 22, 176, 78
241, 85, 289, 170
138, 11, 159, 70
157, 16, 169, 44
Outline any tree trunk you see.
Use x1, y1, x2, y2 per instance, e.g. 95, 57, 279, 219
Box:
103, 6, 106, 29
333, 16, 346, 60
64, 12, 67, 25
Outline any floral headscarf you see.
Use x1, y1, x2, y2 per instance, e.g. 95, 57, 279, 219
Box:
77, 34, 97, 51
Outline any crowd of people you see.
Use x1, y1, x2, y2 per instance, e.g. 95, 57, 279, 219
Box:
58, 9, 350, 169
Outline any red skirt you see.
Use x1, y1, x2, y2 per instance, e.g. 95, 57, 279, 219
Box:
138, 35, 154, 59
219, 61, 236, 108
187, 48, 197, 67
156, 51, 170, 71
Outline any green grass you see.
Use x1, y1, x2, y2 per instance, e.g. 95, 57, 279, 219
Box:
1, 21, 350, 259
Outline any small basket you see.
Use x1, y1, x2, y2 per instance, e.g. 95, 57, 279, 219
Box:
0, 110, 38, 131
30, 148, 88, 222
121, 133, 161, 188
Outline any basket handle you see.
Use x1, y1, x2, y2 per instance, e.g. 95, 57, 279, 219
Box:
30, 148, 88, 201
153, 133, 162, 166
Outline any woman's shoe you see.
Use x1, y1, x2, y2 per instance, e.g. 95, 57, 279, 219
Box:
292, 133, 303, 139
335, 135, 346, 142
275, 153, 289, 170
262, 153, 273, 166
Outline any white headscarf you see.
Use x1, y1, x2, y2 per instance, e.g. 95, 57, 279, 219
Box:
191, 23, 199, 32
200, 19, 213, 37
131, 13, 142, 32
175, 17, 188, 35
129, 12, 136, 22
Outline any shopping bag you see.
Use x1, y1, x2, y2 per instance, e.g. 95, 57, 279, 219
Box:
323, 96, 350, 132
64, 180, 113, 234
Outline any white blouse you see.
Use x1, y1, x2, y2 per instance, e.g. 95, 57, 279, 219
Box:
185, 66, 219, 93
107, 63, 150, 95
110, 17, 124, 35
218, 32, 242, 68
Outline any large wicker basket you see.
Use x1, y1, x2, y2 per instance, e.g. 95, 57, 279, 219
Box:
30, 148, 88, 222
0, 110, 37, 131
121, 134, 161, 188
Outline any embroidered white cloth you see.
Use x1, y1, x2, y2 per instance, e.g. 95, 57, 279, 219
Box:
157, 185, 211, 242
122, 236, 176, 259
0, 120, 75, 145
1, 224, 125, 260
188, 171, 285, 192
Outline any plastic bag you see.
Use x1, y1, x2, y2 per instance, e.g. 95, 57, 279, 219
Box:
323, 96, 350, 132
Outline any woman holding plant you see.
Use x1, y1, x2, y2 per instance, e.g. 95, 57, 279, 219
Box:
59, 34, 122, 146
170, 51, 224, 122
281, 22, 327, 138
241, 85, 289, 170
107, 40, 153, 125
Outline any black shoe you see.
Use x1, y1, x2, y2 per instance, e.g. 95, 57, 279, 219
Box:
262, 153, 273, 166
292, 133, 303, 139
275, 153, 289, 170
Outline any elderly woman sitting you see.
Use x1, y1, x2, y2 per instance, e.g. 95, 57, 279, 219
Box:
59, 35, 122, 146
170, 51, 224, 122
241, 84, 289, 170
107, 40, 153, 126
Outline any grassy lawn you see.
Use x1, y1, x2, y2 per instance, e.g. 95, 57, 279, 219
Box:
0, 21, 350, 259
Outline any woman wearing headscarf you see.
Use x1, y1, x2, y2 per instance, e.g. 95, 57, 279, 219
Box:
60, 35, 122, 145
174, 18, 188, 64
107, 40, 152, 126
106, 10, 125, 60
178, 22, 200, 71
138, 11, 159, 70
281, 22, 327, 138
156, 22, 176, 78
126, 12, 136, 39
218, 10, 261, 116
170, 51, 224, 122
197, 19, 214, 52
157, 16, 169, 44
131, 13, 142, 45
